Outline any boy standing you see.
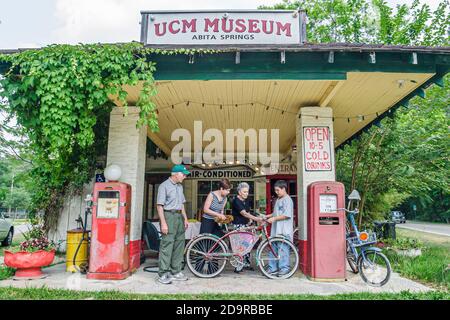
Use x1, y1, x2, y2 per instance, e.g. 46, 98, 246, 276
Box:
264, 180, 294, 276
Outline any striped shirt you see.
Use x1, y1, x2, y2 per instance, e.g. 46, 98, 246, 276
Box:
203, 192, 226, 220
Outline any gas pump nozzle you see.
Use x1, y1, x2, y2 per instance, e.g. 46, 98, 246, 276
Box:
84, 194, 93, 212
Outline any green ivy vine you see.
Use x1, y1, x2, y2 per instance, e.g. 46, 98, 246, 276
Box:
0, 42, 216, 231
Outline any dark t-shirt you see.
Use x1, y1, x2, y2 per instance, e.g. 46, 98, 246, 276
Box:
231, 196, 250, 225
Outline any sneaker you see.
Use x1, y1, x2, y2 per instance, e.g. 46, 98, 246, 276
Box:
266, 269, 278, 276
157, 273, 172, 284
244, 265, 255, 271
278, 269, 291, 277
171, 272, 188, 281
234, 267, 244, 273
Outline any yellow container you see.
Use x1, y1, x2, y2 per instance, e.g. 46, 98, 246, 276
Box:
66, 229, 89, 273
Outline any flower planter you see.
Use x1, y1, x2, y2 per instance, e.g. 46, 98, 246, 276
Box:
3, 249, 56, 280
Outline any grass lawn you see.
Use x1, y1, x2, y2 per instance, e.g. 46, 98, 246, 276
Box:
0, 287, 448, 300
10, 219, 30, 226
395, 228, 450, 246
407, 220, 450, 225
383, 228, 449, 290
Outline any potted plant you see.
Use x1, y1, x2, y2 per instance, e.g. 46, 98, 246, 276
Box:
3, 221, 57, 280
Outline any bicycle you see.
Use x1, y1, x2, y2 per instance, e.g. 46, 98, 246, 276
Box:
340, 190, 392, 287
185, 217, 299, 279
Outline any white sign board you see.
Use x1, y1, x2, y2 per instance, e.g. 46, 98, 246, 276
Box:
319, 194, 337, 213
303, 126, 332, 171
97, 198, 119, 219
141, 10, 306, 45
190, 167, 254, 179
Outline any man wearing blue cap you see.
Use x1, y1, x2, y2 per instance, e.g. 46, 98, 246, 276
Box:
156, 164, 190, 284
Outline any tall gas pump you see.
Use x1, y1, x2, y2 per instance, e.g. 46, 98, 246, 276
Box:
304, 181, 346, 281
87, 165, 133, 280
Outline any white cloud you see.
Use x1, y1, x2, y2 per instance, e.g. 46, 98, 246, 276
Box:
53, 0, 282, 44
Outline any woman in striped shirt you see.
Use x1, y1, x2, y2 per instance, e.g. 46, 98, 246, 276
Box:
199, 178, 232, 237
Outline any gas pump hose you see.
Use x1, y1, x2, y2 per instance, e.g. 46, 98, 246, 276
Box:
72, 207, 90, 274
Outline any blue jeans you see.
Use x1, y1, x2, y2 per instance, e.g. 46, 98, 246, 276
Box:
268, 242, 290, 272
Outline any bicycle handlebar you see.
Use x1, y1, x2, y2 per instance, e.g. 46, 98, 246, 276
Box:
233, 221, 268, 232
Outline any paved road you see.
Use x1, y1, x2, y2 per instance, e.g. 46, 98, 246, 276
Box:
13, 224, 31, 235
396, 221, 450, 237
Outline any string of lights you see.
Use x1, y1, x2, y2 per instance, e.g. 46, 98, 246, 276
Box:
154, 100, 394, 122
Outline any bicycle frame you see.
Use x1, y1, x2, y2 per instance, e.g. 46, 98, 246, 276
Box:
346, 211, 381, 263
203, 223, 278, 261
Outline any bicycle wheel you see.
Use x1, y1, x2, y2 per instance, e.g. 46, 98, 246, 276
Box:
257, 238, 299, 279
347, 242, 359, 274
292, 228, 300, 251
185, 235, 228, 278
358, 249, 391, 287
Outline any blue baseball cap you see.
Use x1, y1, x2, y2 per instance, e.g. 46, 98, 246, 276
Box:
172, 164, 190, 175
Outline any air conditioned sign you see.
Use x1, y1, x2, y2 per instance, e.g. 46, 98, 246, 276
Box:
303, 126, 332, 171
190, 167, 254, 179
140, 10, 306, 45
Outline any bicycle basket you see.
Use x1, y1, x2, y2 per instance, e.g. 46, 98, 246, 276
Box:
229, 232, 259, 256
347, 231, 377, 247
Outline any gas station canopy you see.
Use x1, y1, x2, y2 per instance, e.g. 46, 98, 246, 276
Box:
107, 43, 450, 154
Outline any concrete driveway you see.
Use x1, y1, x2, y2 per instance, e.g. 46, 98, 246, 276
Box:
0, 258, 432, 296
397, 221, 450, 237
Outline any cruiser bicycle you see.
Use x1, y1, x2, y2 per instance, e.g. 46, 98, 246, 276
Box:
341, 190, 392, 287
185, 218, 299, 279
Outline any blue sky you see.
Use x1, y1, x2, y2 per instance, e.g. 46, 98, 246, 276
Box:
0, 0, 444, 49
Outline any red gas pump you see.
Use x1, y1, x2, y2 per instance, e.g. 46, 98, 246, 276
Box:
304, 181, 346, 281
87, 182, 132, 280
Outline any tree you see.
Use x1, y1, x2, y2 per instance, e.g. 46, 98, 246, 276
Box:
336, 77, 449, 225
0, 156, 32, 211
260, 0, 449, 45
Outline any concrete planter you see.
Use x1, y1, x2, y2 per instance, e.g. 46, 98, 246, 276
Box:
3, 249, 56, 280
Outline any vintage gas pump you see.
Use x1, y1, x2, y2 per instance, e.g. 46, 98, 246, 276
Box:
304, 181, 346, 281
87, 165, 132, 280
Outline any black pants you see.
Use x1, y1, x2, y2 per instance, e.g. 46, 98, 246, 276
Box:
200, 217, 224, 238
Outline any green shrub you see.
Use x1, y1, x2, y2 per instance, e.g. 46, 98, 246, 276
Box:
379, 237, 424, 250
0, 266, 15, 280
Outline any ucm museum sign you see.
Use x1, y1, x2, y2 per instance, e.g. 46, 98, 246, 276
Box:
140, 10, 307, 45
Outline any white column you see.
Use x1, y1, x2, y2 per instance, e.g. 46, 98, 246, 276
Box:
106, 107, 147, 243
296, 107, 336, 242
